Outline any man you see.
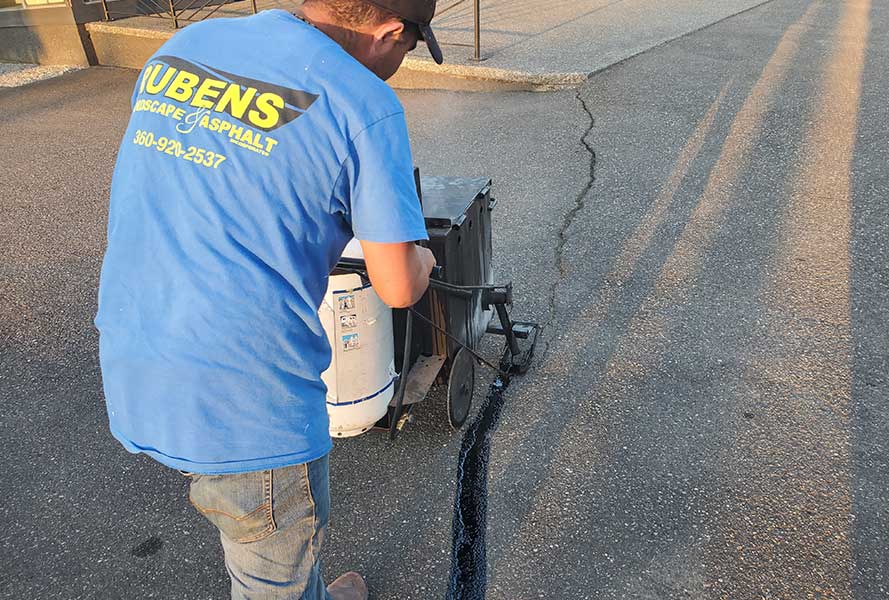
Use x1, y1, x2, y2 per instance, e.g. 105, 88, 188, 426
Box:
95, 1, 442, 598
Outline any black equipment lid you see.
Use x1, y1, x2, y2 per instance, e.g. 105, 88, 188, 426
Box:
419, 176, 492, 228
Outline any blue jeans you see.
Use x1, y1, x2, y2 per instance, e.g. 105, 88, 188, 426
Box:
187, 455, 332, 600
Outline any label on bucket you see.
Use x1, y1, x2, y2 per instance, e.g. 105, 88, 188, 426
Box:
338, 295, 356, 311
341, 333, 360, 351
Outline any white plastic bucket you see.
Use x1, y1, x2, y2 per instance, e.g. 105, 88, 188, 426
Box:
320, 245, 395, 437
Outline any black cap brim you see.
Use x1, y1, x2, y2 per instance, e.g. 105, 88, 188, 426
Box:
418, 23, 443, 64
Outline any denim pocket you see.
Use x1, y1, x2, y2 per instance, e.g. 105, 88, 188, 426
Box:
188, 470, 277, 543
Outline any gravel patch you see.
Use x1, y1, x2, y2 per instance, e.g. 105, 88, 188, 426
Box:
0, 62, 82, 88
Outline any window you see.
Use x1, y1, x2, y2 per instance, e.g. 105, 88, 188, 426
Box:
0, 0, 67, 9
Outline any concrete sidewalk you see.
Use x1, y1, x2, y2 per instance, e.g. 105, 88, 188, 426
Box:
398, 0, 775, 89
86, 0, 776, 89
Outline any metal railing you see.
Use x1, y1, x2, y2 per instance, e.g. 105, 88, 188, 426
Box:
99, 0, 256, 28
98, 0, 482, 58
436, 0, 482, 61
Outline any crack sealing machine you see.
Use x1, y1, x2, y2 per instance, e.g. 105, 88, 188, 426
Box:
320, 175, 539, 439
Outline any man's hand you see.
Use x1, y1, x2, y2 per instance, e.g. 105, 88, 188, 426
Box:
359, 241, 436, 308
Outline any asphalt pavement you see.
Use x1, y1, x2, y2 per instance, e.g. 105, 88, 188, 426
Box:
1, 0, 887, 598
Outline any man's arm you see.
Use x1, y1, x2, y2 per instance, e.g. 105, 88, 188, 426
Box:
360, 241, 436, 308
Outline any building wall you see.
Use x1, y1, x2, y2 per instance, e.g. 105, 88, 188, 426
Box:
0, 5, 93, 65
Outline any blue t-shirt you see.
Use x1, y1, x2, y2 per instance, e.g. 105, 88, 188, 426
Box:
95, 10, 428, 474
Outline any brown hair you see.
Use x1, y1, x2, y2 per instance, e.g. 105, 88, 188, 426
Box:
303, 0, 400, 27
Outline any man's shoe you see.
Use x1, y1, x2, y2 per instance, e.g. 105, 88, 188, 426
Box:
326, 571, 368, 600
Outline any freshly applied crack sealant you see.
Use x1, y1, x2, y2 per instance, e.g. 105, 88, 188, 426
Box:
447, 376, 509, 600
446, 91, 597, 599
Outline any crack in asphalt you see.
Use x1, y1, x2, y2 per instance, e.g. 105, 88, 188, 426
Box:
540, 88, 598, 363
556, 90, 598, 278
447, 90, 598, 599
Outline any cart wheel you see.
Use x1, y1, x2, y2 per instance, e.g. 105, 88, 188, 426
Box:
447, 348, 475, 429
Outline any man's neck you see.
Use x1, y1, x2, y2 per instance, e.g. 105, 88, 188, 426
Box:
295, 5, 365, 57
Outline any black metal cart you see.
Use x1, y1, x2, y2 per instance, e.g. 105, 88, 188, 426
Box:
336, 176, 539, 438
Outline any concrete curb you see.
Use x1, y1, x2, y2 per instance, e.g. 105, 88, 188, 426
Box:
397, 55, 589, 91
87, 21, 175, 41
84, 21, 589, 92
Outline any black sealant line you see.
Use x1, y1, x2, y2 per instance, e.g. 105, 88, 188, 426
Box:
447, 376, 510, 600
